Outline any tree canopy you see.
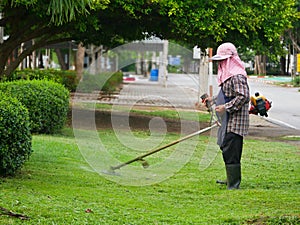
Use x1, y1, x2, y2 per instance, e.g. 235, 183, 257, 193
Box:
0, 0, 299, 77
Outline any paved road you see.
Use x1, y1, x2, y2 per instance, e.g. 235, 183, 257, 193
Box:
97, 73, 299, 131
170, 73, 300, 130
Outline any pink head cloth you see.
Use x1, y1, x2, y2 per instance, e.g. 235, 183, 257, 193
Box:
211, 42, 247, 86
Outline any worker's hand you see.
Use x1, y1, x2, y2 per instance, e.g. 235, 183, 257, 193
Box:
201, 96, 213, 109
215, 104, 226, 115
204, 96, 213, 103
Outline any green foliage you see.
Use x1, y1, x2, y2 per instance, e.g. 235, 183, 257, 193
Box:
77, 71, 123, 93
101, 71, 123, 93
0, 92, 32, 176
0, 80, 70, 134
47, 0, 91, 25
1, 0, 109, 25
292, 76, 300, 87
8, 69, 78, 92
0, 0, 37, 9
1, 0, 299, 77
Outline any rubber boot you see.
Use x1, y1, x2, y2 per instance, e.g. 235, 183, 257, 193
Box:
225, 164, 241, 190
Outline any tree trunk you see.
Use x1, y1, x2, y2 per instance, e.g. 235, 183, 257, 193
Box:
0, 43, 16, 78
288, 30, 300, 53
55, 48, 68, 70
280, 56, 286, 75
262, 55, 266, 75
254, 55, 266, 75
254, 55, 260, 75
75, 42, 85, 81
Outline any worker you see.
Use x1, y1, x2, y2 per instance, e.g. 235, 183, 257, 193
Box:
204, 42, 249, 190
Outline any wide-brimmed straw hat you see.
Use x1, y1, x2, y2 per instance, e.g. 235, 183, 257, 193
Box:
210, 42, 237, 60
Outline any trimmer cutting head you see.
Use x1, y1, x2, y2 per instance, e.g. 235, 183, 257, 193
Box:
102, 159, 150, 176
140, 159, 149, 168
101, 167, 121, 176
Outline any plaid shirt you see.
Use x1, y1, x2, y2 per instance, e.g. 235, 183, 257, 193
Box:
223, 74, 250, 136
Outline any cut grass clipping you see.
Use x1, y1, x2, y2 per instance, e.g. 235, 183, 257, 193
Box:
0, 128, 299, 224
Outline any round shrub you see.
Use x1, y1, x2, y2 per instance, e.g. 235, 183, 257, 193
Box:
292, 76, 300, 87
0, 92, 32, 176
0, 80, 70, 134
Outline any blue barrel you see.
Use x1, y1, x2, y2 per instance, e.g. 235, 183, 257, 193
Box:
150, 69, 159, 81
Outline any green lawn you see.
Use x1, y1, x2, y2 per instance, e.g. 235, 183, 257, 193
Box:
0, 128, 299, 224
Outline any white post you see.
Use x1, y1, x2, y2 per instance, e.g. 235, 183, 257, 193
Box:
199, 55, 202, 99
151, 51, 156, 70
199, 51, 206, 96
162, 40, 168, 87
199, 50, 209, 97
208, 48, 213, 96
193, 46, 202, 99
158, 51, 163, 82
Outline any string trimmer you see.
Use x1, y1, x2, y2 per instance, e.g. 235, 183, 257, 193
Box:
101, 93, 219, 175
103, 121, 219, 175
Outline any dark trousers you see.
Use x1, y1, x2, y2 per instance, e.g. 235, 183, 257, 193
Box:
220, 132, 243, 164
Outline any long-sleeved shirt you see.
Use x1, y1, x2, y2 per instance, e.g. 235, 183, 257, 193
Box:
223, 74, 250, 136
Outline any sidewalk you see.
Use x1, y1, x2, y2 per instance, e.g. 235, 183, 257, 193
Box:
109, 77, 198, 109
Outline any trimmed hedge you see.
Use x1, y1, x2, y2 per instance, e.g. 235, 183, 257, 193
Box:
0, 80, 70, 134
0, 92, 32, 176
8, 69, 78, 92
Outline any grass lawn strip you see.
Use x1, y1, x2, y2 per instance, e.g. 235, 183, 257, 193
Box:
0, 127, 299, 224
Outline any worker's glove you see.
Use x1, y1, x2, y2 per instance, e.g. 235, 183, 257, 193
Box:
200, 93, 212, 109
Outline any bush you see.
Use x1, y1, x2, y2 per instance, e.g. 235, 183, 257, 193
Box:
292, 76, 300, 87
8, 69, 78, 92
77, 71, 123, 93
102, 71, 123, 93
0, 92, 32, 176
0, 80, 70, 134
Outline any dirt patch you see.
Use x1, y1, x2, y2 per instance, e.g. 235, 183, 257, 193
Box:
246, 215, 300, 224
247, 120, 300, 147
71, 108, 207, 134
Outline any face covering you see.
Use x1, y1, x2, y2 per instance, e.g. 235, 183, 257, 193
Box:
217, 54, 247, 86
212, 42, 247, 86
